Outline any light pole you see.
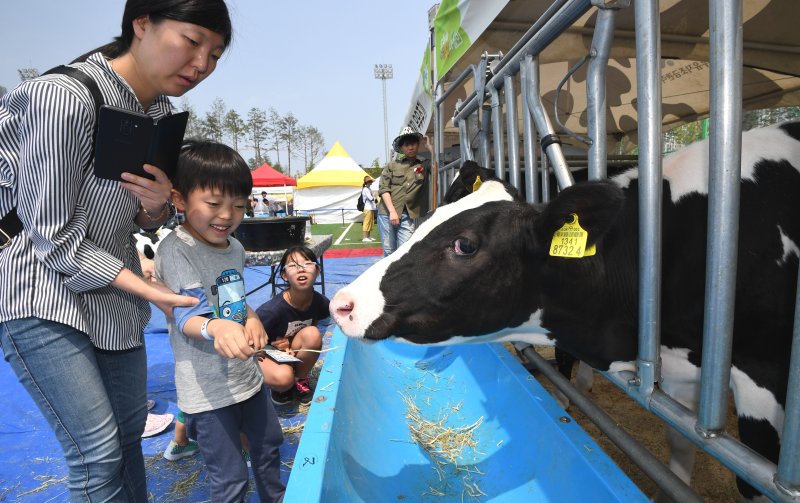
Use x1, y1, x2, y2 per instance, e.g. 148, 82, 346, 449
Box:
374, 64, 393, 165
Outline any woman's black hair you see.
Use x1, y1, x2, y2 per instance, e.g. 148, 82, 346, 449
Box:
173, 140, 252, 198
74, 0, 233, 62
278, 246, 319, 275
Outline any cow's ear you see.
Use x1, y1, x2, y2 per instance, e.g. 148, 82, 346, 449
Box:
534, 181, 625, 246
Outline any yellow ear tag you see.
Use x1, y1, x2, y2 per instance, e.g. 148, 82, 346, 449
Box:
472, 176, 483, 193
549, 213, 597, 258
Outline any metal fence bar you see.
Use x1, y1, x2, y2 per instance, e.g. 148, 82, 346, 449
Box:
633, 0, 662, 391
517, 345, 705, 503
525, 56, 574, 190
489, 87, 506, 180
696, 0, 742, 435
504, 75, 521, 190
777, 265, 800, 494
453, 0, 592, 125
586, 5, 619, 181
604, 370, 791, 501
520, 56, 540, 203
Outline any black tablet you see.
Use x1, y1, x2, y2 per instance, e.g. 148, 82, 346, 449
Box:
93, 106, 188, 181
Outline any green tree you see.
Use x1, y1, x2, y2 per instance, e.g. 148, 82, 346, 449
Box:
178, 97, 204, 139
297, 125, 325, 172
280, 113, 299, 176
266, 107, 282, 166
223, 109, 246, 151
245, 107, 268, 165
201, 98, 226, 142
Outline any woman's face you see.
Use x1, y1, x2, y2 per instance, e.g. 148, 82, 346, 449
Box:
134, 17, 226, 98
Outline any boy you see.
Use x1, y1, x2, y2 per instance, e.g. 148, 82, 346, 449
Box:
155, 141, 284, 502
378, 126, 430, 255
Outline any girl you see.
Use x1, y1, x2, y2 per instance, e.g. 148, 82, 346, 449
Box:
0, 1, 232, 500
256, 246, 330, 404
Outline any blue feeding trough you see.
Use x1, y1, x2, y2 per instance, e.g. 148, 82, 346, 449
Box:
286, 329, 647, 502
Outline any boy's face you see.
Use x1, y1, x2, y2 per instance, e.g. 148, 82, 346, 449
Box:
172, 186, 248, 249
400, 140, 419, 158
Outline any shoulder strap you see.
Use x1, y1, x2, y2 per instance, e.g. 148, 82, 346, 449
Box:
0, 66, 104, 248
42, 65, 104, 141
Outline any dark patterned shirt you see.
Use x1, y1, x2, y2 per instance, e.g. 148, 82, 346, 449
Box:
0, 53, 174, 350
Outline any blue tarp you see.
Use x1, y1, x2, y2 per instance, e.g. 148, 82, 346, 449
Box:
0, 257, 380, 502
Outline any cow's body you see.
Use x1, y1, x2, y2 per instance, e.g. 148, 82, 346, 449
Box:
331, 121, 800, 501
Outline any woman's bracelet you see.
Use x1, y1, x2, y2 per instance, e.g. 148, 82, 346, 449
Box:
140, 201, 169, 222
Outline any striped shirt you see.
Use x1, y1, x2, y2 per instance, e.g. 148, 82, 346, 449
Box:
0, 53, 174, 350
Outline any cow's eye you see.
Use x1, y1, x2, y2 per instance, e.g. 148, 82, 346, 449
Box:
453, 237, 477, 256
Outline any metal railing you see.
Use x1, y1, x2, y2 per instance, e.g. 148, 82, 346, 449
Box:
427, 0, 800, 500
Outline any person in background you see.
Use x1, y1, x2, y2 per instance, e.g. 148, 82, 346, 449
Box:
163, 411, 200, 461
253, 196, 268, 216
256, 246, 329, 405
156, 140, 284, 502
361, 175, 377, 242
377, 126, 430, 255
0, 1, 231, 500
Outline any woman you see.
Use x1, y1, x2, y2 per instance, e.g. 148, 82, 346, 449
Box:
0, 1, 232, 500
361, 175, 377, 242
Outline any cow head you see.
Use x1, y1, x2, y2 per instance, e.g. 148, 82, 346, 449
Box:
331, 179, 625, 345
442, 160, 521, 204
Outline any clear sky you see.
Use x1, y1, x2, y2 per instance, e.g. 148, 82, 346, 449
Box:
0, 0, 435, 174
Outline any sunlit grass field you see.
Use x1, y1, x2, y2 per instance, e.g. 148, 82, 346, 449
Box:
308, 222, 380, 249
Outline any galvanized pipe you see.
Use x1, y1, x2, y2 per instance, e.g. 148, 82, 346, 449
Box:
516, 345, 704, 503
586, 6, 618, 181
603, 370, 792, 502
520, 56, 540, 203
525, 56, 574, 190
453, 0, 592, 125
696, 0, 742, 436
633, 0, 662, 392
777, 265, 800, 495
504, 75, 521, 190
489, 87, 506, 180
480, 106, 492, 170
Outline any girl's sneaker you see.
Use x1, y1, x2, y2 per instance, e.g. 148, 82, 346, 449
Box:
163, 440, 199, 461
295, 378, 313, 404
271, 388, 294, 405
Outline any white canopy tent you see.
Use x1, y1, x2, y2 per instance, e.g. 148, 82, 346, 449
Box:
294, 141, 371, 224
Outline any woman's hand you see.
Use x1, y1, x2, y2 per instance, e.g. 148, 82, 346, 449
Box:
121, 164, 172, 217
146, 280, 199, 318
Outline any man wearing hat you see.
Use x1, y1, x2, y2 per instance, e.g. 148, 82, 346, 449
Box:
361, 175, 377, 242
377, 127, 430, 255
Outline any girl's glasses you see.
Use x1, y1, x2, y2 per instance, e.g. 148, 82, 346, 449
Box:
284, 261, 316, 272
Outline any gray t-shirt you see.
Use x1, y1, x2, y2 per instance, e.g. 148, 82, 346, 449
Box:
155, 226, 263, 414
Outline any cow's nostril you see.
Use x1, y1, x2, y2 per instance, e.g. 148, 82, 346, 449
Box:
333, 298, 354, 319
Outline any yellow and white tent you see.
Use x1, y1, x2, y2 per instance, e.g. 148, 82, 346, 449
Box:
295, 141, 370, 223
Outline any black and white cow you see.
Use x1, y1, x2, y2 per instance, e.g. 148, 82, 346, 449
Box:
331, 121, 800, 501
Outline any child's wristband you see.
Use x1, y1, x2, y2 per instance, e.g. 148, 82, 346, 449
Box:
200, 318, 214, 341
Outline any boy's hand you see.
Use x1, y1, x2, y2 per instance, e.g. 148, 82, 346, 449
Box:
244, 317, 267, 351
208, 319, 255, 360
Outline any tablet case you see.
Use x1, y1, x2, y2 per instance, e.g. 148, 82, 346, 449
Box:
93, 105, 189, 181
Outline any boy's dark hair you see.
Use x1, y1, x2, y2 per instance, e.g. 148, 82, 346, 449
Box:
278, 246, 319, 274
173, 140, 252, 198
75, 0, 233, 62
